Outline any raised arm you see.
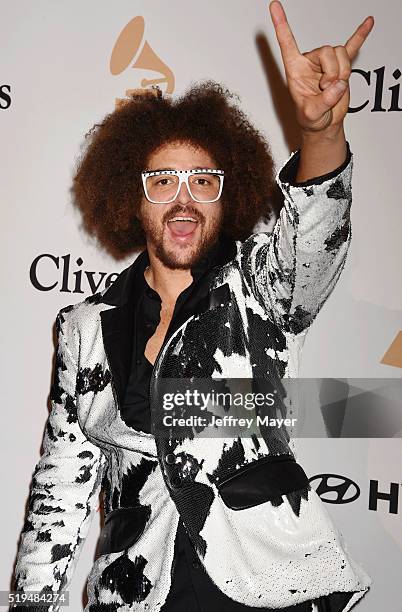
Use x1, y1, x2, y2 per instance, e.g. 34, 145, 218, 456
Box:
237, 2, 373, 333
11, 308, 107, 612
238, 139, 353, 334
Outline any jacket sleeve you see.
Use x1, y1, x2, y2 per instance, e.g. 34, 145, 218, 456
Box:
237, 140, 353, 334
11, 307, 107, 612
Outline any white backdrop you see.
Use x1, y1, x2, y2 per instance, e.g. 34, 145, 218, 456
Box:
1, 1, 401, 610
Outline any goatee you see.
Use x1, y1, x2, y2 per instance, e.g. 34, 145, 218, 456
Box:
139, 204, 222, 270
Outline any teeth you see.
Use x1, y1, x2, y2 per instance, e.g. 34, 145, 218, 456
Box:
168, 216, 197, 222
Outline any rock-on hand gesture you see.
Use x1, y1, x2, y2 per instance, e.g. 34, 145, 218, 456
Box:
269, 1, 374, 132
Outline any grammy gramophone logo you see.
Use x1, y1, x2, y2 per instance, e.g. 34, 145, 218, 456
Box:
110, 16, 175, 107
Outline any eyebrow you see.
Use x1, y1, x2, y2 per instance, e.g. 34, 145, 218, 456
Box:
148, 166, 216, 172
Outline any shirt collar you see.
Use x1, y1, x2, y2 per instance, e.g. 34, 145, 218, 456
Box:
188, 234, 224, 280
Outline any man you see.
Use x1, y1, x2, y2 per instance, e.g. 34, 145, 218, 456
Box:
11, 2, 374, 611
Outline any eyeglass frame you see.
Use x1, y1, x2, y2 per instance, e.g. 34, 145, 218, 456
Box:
140, 168, 225, 204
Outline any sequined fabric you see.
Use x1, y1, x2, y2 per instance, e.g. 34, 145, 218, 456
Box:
11, 143, 372, 612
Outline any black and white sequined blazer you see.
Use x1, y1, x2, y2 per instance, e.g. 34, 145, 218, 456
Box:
12, 142, 372, 612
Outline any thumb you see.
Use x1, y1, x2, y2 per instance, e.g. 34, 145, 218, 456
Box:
315, 79, 348, 115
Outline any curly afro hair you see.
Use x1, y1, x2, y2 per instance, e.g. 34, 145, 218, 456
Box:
70, 80, 276, 259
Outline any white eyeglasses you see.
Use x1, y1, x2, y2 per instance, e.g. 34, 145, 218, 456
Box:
141, 168, 225, 204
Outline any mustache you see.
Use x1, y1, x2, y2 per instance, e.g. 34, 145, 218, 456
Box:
163, 205, 204, 224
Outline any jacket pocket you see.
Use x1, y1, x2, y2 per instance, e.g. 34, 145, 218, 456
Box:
97, 506, 150, 555
217, 454, 309, 511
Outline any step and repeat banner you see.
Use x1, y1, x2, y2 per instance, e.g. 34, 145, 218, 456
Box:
1, 1, 401, 610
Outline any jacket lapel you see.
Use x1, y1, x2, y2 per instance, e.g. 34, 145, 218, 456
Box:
99, 249, 148, 411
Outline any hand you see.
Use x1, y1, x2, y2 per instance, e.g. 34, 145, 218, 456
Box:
269, 1, 374, 133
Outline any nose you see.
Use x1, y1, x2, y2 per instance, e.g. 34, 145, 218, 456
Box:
175, 178, 193, 204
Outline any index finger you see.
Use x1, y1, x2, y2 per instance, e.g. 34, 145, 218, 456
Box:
345, 16, 374, 60
269, 0, 301, 64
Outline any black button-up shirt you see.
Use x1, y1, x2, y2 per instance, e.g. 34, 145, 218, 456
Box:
121, 236, 312, 612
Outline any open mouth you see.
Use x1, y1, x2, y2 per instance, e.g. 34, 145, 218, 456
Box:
167, 216, 199, 239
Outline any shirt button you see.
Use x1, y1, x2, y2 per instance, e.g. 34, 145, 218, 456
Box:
136, 358, 141, 365
165, 453, 176, 465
